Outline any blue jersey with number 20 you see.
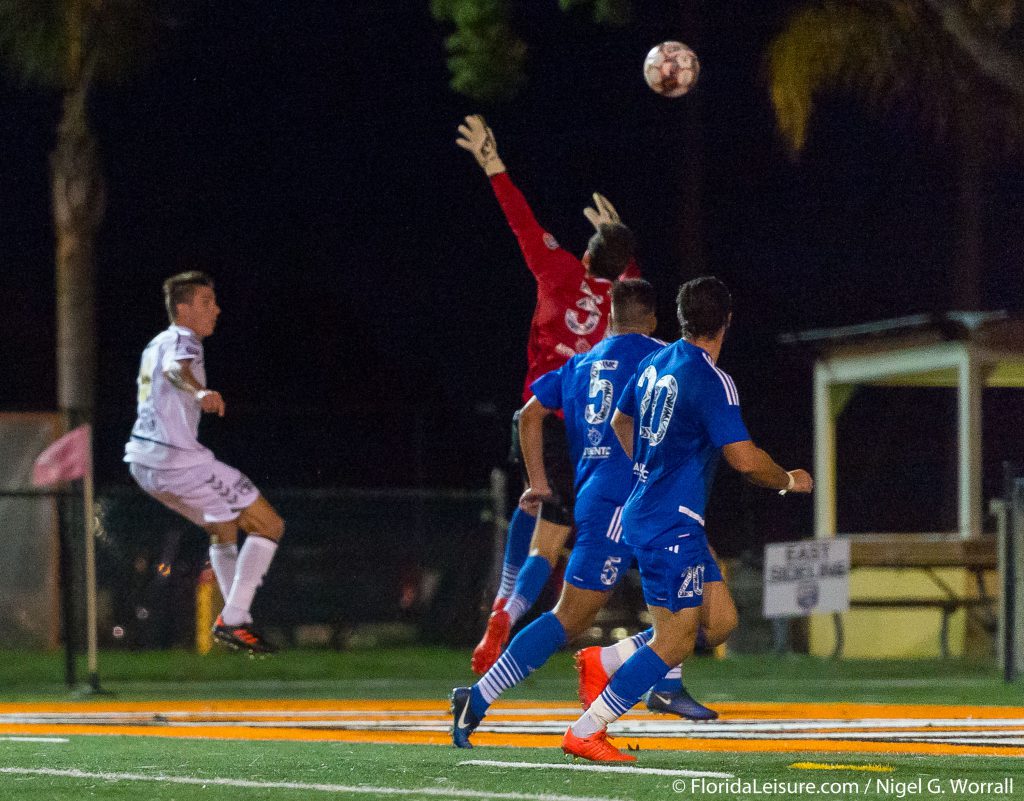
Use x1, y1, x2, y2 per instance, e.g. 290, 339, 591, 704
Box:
531, 334, 663, 519
616, 339, 750, 549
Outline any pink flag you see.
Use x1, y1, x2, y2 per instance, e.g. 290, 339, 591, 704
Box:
32, 424, 92, 487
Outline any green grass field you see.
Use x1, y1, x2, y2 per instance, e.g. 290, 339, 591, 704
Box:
1, 649, 1022, 800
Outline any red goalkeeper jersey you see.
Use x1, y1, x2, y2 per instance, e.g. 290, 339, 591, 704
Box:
490, 172, 640, 403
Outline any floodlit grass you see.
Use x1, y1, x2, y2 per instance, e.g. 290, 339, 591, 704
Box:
1, 649, 1022, 799
0, 647, 1018, 705
0, 736, 1020, 801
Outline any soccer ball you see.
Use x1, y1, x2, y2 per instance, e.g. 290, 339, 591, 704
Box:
643, 41, 700, 98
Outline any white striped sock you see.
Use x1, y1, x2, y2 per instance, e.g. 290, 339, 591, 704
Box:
504, 593, 529, 625
600, 629, 652, 676
477, 651, 526, 704
571, 687, 633, 738
497, 563, 519, 599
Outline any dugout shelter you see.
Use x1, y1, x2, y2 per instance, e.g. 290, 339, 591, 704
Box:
782, 312, 1024, 658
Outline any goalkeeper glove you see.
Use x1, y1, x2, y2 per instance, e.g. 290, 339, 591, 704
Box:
583, 192, 621, 231
456, 114, 506, 177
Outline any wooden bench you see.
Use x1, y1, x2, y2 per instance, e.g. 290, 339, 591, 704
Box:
831, 534, 997, 658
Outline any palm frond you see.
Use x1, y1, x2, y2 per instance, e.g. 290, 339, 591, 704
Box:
768, 0, 1024, 154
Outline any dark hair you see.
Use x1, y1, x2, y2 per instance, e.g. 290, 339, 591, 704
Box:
163, 271, 214, 322
611, 278, 656, 327
676, 276, 731, 339
586, 223, 635, 281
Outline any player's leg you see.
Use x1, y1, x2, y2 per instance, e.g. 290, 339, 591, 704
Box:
472, 516, 572, 674
472, 415, 574, 674
563, 543, 708, 761
504, 413, 574, 624
492, 412, 536, 610
494, 507, 535, 610
129, 463, 238, 594
453, 581, 608, 748
454, 535, 629, 747
219, 494, 284, 628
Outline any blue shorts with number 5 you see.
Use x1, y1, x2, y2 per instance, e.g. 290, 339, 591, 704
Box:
636, 534, 723, 612
564, 502, 635, 591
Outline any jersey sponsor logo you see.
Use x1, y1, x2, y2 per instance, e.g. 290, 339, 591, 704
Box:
564, 282, 602, 336
542, 232, 559, 250
582, 446, 611, 459
633, 462, 650, 482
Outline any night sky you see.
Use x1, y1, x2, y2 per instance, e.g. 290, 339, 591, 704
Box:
2, 1, 1023, 554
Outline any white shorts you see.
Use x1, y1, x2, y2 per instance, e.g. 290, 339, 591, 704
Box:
129, 460, 261, 526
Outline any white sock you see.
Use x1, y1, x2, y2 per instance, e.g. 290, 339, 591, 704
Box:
600, 633, 644, 676
571, 687, 631, 738
221, 536, 278, 626
208, 543, 238, 599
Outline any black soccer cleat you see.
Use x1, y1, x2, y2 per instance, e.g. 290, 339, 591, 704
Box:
450, 687, 481, 749
212, 616, 278, 655
645, 687, 718, 721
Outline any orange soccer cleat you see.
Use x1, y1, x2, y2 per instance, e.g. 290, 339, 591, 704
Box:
561, 726, 636, 762
471, 609, 511, 675
574, 646, 609, 710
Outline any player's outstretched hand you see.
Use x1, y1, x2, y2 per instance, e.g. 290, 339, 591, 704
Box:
456, 114, 506, 177
197, 389, 226, 417
519, 485, 553, 515
583, 192, 621, 230
785, 469, 813, 494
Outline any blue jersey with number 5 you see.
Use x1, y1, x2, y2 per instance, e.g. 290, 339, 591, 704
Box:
616, 339, 750, 549
531, 334, 663, 517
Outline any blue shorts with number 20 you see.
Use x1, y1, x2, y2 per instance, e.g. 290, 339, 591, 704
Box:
636, 533, 722, 612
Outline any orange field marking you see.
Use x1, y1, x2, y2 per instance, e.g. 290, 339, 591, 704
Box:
2, 699, 1024, 759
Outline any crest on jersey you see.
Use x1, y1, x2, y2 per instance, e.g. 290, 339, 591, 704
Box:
543, 232, 559, 250
587, 427, 602, 446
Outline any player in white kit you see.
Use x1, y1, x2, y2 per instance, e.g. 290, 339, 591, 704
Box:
125, 271, 284, 654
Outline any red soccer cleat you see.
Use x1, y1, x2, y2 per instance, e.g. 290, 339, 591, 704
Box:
491, 596, 507, 613
212, 615, 277, 655
574, 646, 609, 710
561, 726, 636, 762
471, 609, 511, 674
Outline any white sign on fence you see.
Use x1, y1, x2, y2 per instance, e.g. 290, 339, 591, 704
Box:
763, 539, 851, 618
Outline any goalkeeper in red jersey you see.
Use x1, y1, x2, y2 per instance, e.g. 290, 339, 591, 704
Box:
456, 115, 638, 674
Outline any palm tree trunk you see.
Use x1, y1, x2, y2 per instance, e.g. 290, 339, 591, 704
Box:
51, 84, 105, 427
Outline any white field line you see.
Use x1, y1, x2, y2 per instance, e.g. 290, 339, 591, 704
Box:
0, 736, 69, 743
0, 767, 625, 801
459, 760, 734, 779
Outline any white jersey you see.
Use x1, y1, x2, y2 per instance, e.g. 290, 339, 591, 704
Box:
124, 324, 215, 470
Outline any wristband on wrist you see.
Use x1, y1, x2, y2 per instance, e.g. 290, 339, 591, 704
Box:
778, 471, 795, 496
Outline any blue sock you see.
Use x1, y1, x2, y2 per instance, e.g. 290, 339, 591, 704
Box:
574, 646, 673, 737
471, 612, 567, 718
496, 508, 535, 600
651, 665, 682, 694
607, 645, 672, 711
504, 555, 552, 624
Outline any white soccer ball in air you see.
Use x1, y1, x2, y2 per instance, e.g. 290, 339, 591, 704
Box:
643, 41, 700, 98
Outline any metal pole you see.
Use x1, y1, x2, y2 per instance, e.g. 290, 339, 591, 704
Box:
82, 468, 100, 692
1003, 463, 1018, 683
57, 494, 77, 688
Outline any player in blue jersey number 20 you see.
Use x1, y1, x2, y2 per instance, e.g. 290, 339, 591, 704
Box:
562, 277, 813, 761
